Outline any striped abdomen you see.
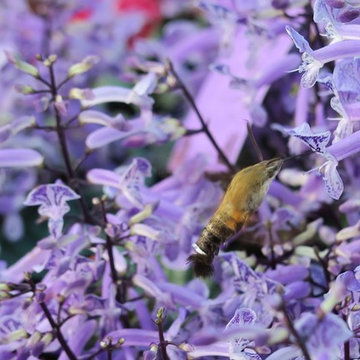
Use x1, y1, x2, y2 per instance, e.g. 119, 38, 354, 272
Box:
187, 209, 247, 277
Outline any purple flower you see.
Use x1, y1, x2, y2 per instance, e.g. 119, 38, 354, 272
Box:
87, 157, 151, 209
274, 122, 345, 199
225, 308, 261, 359
286, 26, 360, 87
295, 312, 352, 359
24, 181, 80, 239
222, 253, 280, 326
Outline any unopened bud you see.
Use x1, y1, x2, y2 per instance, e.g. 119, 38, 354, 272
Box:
92, 197, 100, 205
0, 290, 10, 299
48, 54, 57, 63
57, 294, 65, 304
6, 52, 39, 77
319, 281, 346, 317
156, 307, 165, 323
116, 338, 125, 347
14, 84, 35, 94
24, 272, 32, 281
0, 283, 10, 291
68, 56, 99, 78
42, 332, 53, 345
28, 331, 42, 346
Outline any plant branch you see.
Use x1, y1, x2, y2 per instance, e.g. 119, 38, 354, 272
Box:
100, 199, 119, 288
48, 62, 94, 223
166, 59, 236, 173
314, 247, 331, 290
155, 308, 169, 360
280, 298, 312, 360
28, 277, 77, 360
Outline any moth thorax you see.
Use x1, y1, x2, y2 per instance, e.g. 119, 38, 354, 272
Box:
247, 178, 273, 212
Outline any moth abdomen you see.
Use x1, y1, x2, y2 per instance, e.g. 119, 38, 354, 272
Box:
187, 215, 235, 277
187, 253, 214, 277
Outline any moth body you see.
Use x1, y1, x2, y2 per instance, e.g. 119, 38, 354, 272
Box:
187, 158, 283, 277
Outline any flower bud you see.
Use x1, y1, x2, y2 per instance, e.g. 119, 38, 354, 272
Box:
42, 333, 53, 345
68, 56, 99, 78
6, 52, 39, 77
14, 85, 35, 94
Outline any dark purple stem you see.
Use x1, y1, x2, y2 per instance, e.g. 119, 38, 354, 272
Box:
280, 298, 312, 360
48, 63, 94, 223
166, 59, 236, 173
107, 349, 112, 360
100, 200, 119, 288
156, 320, 169, 360
29, 279, 77, 360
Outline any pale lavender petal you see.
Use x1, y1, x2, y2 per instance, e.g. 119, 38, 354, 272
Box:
187, 342, 229, 358
328, 129, 360, 161
130, 72, 157, 98
225, 308, 257, 355
1, 247, 51, 282
319, 160, 344, 200
285, 26, 313, 54
265, 346, 302, 360
24, 183, 80, 239
265, 265, 308, 284
78, 110, 127, 129
80, 86, 154, 109
132, 275, 174, 309
88, 159, 151, 208
24, 183, 80, 206
157, 283, 205, 308
48, 218, 64, 239
0, 149, 43, 167
226, 308, 256, 328
87, 168, 122, 189
283, 281, 311, 301
336, 220, 360, 241
285, 123, 331, 154
295, 312, 352, 355
337, 271, 360, 292
86, 127, 139, 149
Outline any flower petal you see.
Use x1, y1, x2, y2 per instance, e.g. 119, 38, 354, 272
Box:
319, 160, 344, 200
285, 26, 313, 54
0, 149, 43, 167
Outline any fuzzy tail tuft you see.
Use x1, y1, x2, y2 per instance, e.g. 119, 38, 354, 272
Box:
187, 254, 214, 277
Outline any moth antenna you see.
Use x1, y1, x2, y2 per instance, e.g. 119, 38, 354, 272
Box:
246, 121, 264, 162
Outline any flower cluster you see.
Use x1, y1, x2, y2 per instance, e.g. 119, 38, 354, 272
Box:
1, 0, 360, 359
